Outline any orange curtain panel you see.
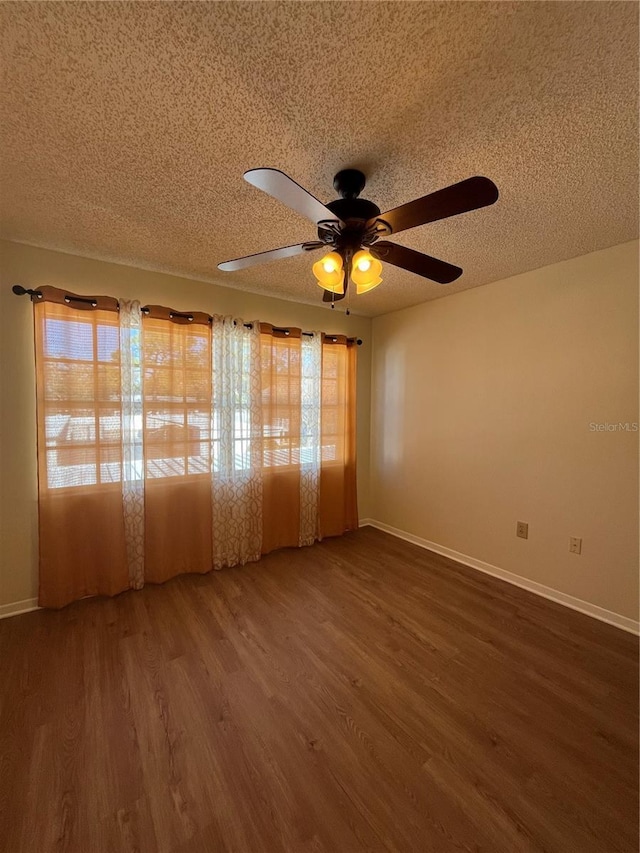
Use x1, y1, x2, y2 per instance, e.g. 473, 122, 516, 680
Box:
141, 308, 214, 583
320, 336, 358, 538
34, 292, 130, 608
260, 325, 302, 554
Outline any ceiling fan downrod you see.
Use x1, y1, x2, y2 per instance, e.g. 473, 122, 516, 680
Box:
333, 169, 366, 200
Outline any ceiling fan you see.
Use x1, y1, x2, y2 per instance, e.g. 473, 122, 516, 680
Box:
218, 167, 499, 304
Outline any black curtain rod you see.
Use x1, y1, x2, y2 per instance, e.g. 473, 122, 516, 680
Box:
12, 285, 363, 345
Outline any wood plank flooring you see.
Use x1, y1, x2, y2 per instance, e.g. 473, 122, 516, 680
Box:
0, 526, 637, 852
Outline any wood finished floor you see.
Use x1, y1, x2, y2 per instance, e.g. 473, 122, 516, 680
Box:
0, 527, 637, 853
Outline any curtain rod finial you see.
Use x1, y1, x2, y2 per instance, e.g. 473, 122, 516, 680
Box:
12, 284, 43, 299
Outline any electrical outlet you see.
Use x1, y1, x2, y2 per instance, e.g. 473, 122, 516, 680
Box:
516, 521, 528, 539
569, 536, 582, 554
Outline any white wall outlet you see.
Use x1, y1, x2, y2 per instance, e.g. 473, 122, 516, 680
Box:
516, 521, 528, 539
569, 536, 582, 554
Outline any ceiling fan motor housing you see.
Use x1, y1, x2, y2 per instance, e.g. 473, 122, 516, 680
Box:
326, 196, 381, 223
319, 202, 382, 252
319, 170, 383, 250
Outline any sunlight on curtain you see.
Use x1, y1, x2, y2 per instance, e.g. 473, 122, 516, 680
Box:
260, 326, 302, 553
32, 289, 358, 608
34, 295, 129, 608
142, 309, 213, 582
320, 337, 358, 537
211, 316, 263, 569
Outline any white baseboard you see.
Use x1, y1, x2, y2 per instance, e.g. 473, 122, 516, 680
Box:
2, 525, 637, 636
359, 519, 639, 636
0, 598, 40, 620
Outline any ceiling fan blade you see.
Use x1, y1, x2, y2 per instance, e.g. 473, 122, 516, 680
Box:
322, 289, 346, 303
218, 241, 323, 272
371, 241, 462, 284
244, 168, 344, 227
371, 176, 498, 235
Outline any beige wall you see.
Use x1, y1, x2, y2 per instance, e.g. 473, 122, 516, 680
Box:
370, 240, 639, 621
0, 240, 372, 607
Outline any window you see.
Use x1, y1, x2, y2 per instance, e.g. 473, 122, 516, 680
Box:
35, 305, 355, 489
212, 331, 257, 475
36, 303, 122, 489
32, 288, 358, 609
260, 332, 302, 468
142, 316, 212, 479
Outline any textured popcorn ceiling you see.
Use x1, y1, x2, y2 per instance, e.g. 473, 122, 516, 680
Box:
0, 2, 637, 318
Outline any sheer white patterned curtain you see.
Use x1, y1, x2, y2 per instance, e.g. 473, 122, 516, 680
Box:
299, 332, 322, 546
119, 299, 145, 589
211, 316, 263, 569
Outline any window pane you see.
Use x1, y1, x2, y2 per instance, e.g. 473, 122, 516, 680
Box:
321, 344, 348, 466
142, 317, 211, 479
43, 318, 94, 361
261, 335, 301, 468
36, 304, 123, 490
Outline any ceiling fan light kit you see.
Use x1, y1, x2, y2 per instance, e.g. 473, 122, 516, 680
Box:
355, 276, 382, 296
351, 250, 383, 292
218, 166, 499, 306
313, 251, 345, 293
